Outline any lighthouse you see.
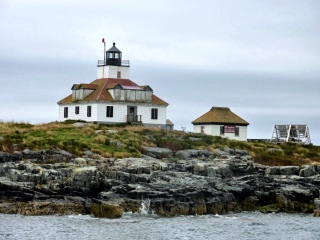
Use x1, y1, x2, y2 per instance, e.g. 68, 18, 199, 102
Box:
97, 42, 130, 79
57, 40, 171, 129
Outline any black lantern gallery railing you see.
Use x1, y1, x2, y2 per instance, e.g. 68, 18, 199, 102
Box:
97, 60, 130, 67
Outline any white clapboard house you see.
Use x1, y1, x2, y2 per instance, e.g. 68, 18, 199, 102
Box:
192, 107, 249, 141
58, 42, 169, 128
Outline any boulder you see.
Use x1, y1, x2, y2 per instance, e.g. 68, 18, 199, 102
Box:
175, 150, 200, 159
59, 150, 73, 158
194, 162, 206, 175
90, 201, 123, 218
299, 166, 316, 177
314, 198, 320, 217
235, 149, 249, 156
207, 166, 220, 177
145, 147, 172, 159
215, 149, 231, 156
0, 151, 10, 162
278, 166, 300, 175
73, 158, 87, 165
72, 122, 87, 127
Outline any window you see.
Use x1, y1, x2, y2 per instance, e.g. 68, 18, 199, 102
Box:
64, 107, 68, 118
75, 106, 79, 115
108, 52, 113, 58
220, 126, 224, 135
117, 71, 121, 78
235, 127, 240, 136
87, 106, 91, 117
201, 126, 205, 133
151, 108, 158, 119
106, 106, 113, 117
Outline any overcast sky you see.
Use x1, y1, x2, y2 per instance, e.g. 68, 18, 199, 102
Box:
0, 0, 319, 144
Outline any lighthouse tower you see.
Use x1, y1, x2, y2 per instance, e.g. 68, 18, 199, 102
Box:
97, 41, 130, 79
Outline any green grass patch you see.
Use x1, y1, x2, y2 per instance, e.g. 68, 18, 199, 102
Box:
0, 121, 319, 165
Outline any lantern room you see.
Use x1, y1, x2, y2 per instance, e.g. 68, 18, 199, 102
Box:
106, 42, 122, 66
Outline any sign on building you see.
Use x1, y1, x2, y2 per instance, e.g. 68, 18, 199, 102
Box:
224, 125, 236, 133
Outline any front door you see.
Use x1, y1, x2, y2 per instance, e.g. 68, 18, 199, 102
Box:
127, 106, 137, 122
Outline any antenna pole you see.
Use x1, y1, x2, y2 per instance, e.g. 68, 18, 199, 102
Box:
102, 38, 106, 65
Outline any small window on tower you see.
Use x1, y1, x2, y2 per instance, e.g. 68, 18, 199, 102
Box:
117, 71, 121, 78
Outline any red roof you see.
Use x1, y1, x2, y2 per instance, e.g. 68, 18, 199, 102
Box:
58, 78, 168, 105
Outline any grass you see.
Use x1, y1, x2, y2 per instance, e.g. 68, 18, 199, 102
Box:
0, 121, 320, 166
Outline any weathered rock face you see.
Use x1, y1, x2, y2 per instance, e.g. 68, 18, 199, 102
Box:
0, 148, 320, 218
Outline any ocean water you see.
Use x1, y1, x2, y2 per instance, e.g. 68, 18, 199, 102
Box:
0, 212, 318, 240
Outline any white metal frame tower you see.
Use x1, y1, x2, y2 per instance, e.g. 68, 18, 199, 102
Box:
270, 124, 311, 144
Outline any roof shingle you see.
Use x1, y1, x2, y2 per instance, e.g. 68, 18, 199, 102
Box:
58, 78, 168, 105
192, 107, 249, 126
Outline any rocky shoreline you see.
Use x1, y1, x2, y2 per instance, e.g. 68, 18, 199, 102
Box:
1, 148, 320, 218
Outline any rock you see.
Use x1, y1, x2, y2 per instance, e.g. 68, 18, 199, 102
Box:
266, 166, 300, 176
215, 149, 231, 156
59, 150, 73, 158
299, 166, 316, 177
279, 166, 300, 175
90, 201, 123, 218
314, 198, 320, 217
175, 149, 202, 159
145, 147, 172, 159
73, 158, 87, 165
1, 147, 320, 218
0, 151, 10, 162
224, 148, 236, 155
83, 150, 93, 157
106, 130, 118, 134
72, 122, 87, 127
22, 149, 41, 160
268, 148, 283, 152
97, 191, 121, 201
194, 162, 206, 175
189, 137, 201, 141
13, 151, 23, 161
207, 167, 220, 177
265, 167, 280, 176
23, 149, 31, 155
215, 162, 233, 178
235, 149, 249, 156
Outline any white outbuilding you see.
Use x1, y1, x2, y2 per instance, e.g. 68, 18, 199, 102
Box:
57, 42, 169, 128
192, 107, 249, 141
